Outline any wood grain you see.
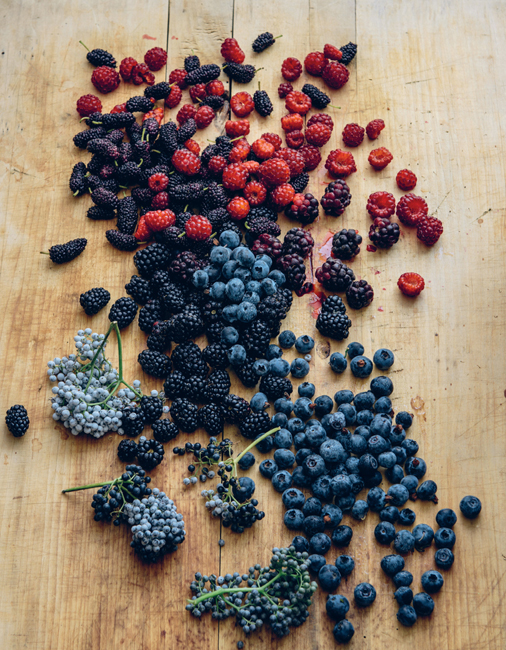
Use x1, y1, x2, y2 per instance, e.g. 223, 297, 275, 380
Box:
0, 1, 505, 649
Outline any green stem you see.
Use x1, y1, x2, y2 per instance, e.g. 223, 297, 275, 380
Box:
234, 427, 279, 466
189, 572, 283, 607
79, 40, 90, 52
62, 480, 113, 494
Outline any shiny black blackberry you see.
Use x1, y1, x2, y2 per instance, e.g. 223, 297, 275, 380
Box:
316, 295, 352, 340
134, 243, 171, 279
282, 227, 314, 259
221, 394, 251, 424
47, 238, 87, 264
202, 343, 229, 370
167, 304, 205, 343
340, 42, 357, 66
184, 54, 200, 72
79, 287, 110, 316
202, 95, 225, 110
69, 162, 87, 195
159, 122, 178, 154
277, 253, 307, 292
138, 349, 172, 378
138, 299, 163, 334
241, 320, 271, 358
346, 280, 374, 309
117, 438, 138, 462
120, 406, 145, 436
257, 294, 289, 334
184, 375, 209, 402
140, 396, 164, 424
206, 369, 231, 402
170, 398, 199, 432
85, 47, 116, 68
147, 320, 171, 352
301, 83, 330, 109
321, 180, 352, 217
116, 196, 139, 235
171, 341, 208, 377
289, 172, 310, 194
369, 218, 400, 249
234, 356, 260, 388
252, 32, 276, 52
126, 96, 154, 113
331, 229, 362, 260
144, 81, 171, 100
73, 127, 107, 149
197, 403, 224, 436
108, 297, 138, 329
163, 370, 187, 400
215, 135, 235, 158
253, 90, 273, 116
86, 205, 116, 221
168, 251, 205, 284
246, 216, 281, 240
137, 437, 165, 470
159, 282, 186, 314
222, 62, 257, 83
152, 419, 180, 443
239, 411, 272, 440
125, 275, 153, 305
185, 64, 221, 85
106, 230, 138, 252
5, 405, 29, 437
248, 205, 278, 222
259, 374, 293, 400
205, 322, 227, 344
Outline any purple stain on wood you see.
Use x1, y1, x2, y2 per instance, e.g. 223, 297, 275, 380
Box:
143, 34, 157, 40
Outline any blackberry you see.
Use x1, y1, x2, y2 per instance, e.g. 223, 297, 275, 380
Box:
346, 280, 374, 310
120, 406, 146, 436
246, 216, 281, 240
282, 227, 314, 259
116, 196, 139, 235
177, 118, 197, 145
248, 205, 278, 222
277, 253, 307, 292
206, 322, 226, 344
219, 220, 242, 240
201, 144, 221, 166
85, 47, 116, 68
170, 398, 199, 432
241, 320, 271, 358
117, 142, 134, 164
184, 54, 201, 72
147, 320, 171, 352
206, 369, 231, 402
138, 299, 163, 334
108, 297, 138, 329
221, 394, 251, 424
222, 62, 257, 83
163, 370, 187, 400
105, 129, 125, 146
91, 187, 119, 210
253, 90, 273, 116
198, 403, 224, 436
315, 259, 355, 292
117, 161, 142, 186
69, 162, 87, 195
202, 184, 229, 214
285, 193, 319, 225
301, 83, 330, 109
117, 439, 138, 462
215, 135, 235, 158
260, 374, 293, 400
184, 375, 210, 402
340, 42, 357, 66
252, 32, 276, 52
131, 187, 155, 206
138, 349, 172, 378
73, 127, 107, 149
47, 238, 87, 264
159, 282, 186, 314
152, 419, 180, 443
140, 395, 164, 424
202, 343, 229, 369
87, 138, 119, 159
168, 251, 205, 284
84, 111, 104, 127
167, 304, 205, 343
316, 295, 352, 340
126, 96, 154, 113
133, 140, 152, 167
96, 178, 119, 195
251, 233, 283, 261
125, 275, 153, 305
155, 226, 184, 251
106, 230, 138, 252
332, 229, 362, 260
289, 172, 310, 194
171, 341, 208, 377
134, 244, 171, 279
5, 405, 29, 437
257, 294, 289, 334
369, 218, 400, 249
148, 270, 171, 296
321, 180, 352, 217
79, 287, 111, 316
202, 95, 225, 110
159, 122, 179, 154
172, 182, 205, 204
204, 207, 227, 232
86, 205, 116, 221
239, 410, 272, 440
144, 81, 172, 100
185, 64, 221, 85
137, 437, 165, 470
234, 356, 260, 388
101, 112, 136, 130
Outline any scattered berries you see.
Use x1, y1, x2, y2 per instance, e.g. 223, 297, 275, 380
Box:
76, 94, 102, 117
366, 119, 385, 140
221, 38, 245, 64
368, 147, 393, 170
299, 145, 322, 171
144, 47, 167, 71
254, 90, 273, 117
367, 192, 396, 220
325, 149, 357, 178
301, 83, 330, 109
321, 61, 350, 89
342, 123, 365, 147
185, 215, 212, 240
396, 169, 417, 191
397, 272, 425, 297
169, 68, 188, 88
396, 194, 428, 227
417, 215, 443, 246
84, 46, 116, 68
285, 130, 304, 149
281, 57, 302, 81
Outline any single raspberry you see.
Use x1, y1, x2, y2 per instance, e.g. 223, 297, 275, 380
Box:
285, 193, 319, 225
177, 104, 197, 124
369, 217, 400, 248
151, 192, 169, 209
316, 258, 355, 292
299, 145, 322, 172
119, 57, 138, 81
273, 149, 305, 177
259, 159, 291, 187
342, 123, 365, 147
222, 163, 248, 190
134, 215, 153, 241
242, 160, 260, 175
91, 66, 120, 93
251, 233, 283, 260
396, 193, 428, 227
76, 94, 102, 117
230, 91, 255, 117
208, 155, 227, 174
262, 132, 282, 150
304, 52, 328, 76
278, 82, 293, 98
398, 272, 425, 297
185, 215, 212, 240
165, 84, 183, 108
346, 280, 374, 309
227, 196, 250, 221
323, 44, 342, 60
281, 113, 303, 133
132, 63, 155, 86
189, 83, 207, 103
281, 57, 302, 81
148, 173, 169, 193
417, 215, 443, 246
143, 107, 164, 125
366, 119, 385, 140
369, 147, 393, 170
307, 113, 334, 131
172, 149, 201, 176
271, 183, 295, 208
285, 91, 312, 115
228, 141, 250, 163
225, 119, 250, 138
367, 192, 396, 220
184, 139, 200, 155
144, 47, 167, 71
111, 102, 127, 114
321, 179, 352, 217
325, 149, 357, 178
286, 130, 304, 149
321, 61, 350, 89
305, 123, 332, 147
396, 169, 417, 191
243, 180, 267, 206
252, 139, 275, 160
169, 68, 188, 88
195, 105, 215, 129
221, 38, 245, 64
206, 80, 225, 96
144, 209, 176, 232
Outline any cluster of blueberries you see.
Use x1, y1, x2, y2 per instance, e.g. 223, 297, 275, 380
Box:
328, 341, 395, 378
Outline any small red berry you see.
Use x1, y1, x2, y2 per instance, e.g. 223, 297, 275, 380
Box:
165, 84, 183, 108
286, 130, 304, 149
227, 196, 250, 221
242, 160, 260, 175
325, 149, 357, 178
281, 57, 302, 81
76, 94, 102, 117
177, 104, 197, 124
281, 113, 303, 132
366, 192, 396, 220
307, 113, 334, 131
172, 150, 201, 176
273, 149, 305, 177
168, 68, 188, 89
398, 272, 425, 297
131, 63, 155, 86
148, 173, 169, 193
285, 91, 312, 115
270, 183, 295, 208
143, 107, 164, 125
185, 215, 213, 240
259, 159, 291, 187
110, 102, 127, 114
144, 209, 176, 232
396, 169, 417, 191
366, 119, 385, 140
222, 163, 248, 191
321, 61, 350, 89
342, 123, 365, 147
396, 194, 428, 227
228, 141, 250, 163
151, 192, 169, 210
225, 119, 250, 138
206, 80, 225, 96
144, 47, 167, 72
119, 57, 138, 82
262, 132, 282, 151
91, 66, 120, 94
323, 44, 342, 60
243, 181, 267, 206
368, 147, 393, 170
230, 92, 255, 117
184, 139, 200, 155
278, 82, 293, 98
134, 215, 152, 241
304, 52, 328, 76
305, 123, 332, 147
252, 139, 275, 160
416, 215, 443, 246
195, 105, 215, 129
208, 155, 227, 175
299, 145, 322, 171
221, 38, 245, 64
189, 83, 207, 103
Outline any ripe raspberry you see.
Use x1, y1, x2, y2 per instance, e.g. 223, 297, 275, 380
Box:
252, 139, 275, 160
165, 84, 183, 108
242, 160, 259, 175
221, 38, 245, 64
342, 123, 365, 147
281, 57, 302, 81
278, 82, 293, 98
321, 179, 352, 217
368, 147, 393, 170
195, 105, 215, 129
169, 68, 188, 89
144, 209, 176, 232
177, 104, 197, 125
76, 94, 102, 117
144, 47, 167, 71
325, 149, 357, 178
305, 123, 332, 147
134, 215, 153, 241
321, 61, 350, 89
184, 139, 200, 155
91, 66, 120, 93
304, 52, 328, 76
281, 113, 303, 133
227, 196, 250, 221
259, 159, 291, 187
273, 149, 305, 177
307, 113, 334, 131
285, 91, 312, 115
369, 217, 400, 248
285, 193, 319, 225
286, 130, 304, 149
417, 215, 443, 246
230, 91, 255, 117
222, 163, 248, 190
396, 169, 417, 191
366, 119, 385, 140
185, 215, 213, 240
396, 193, 428, 227
172, 149, 201, 176
271, 183, 295, 208
323, 44, 342, 60
143, 107, 164, 125
131, 63, 155, 86
151, 192, 169, 209
111, 102, 127, 113
367, 192, 396, 220
189, 83, 207, 103
119, 57, 139, 82
206, 80, 225, 96
299, 145, 322, 171
228, 144, 249, 164
398, 272, 425, 297
148, 173, 169, 193
225, 119, 250, 138
262, 132, 282, 150
243, 180, 267, 206
208, 155, 227, 174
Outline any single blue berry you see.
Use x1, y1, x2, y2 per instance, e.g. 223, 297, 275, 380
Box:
291, 358, 310, 378
350, 355, 373, 378
329, 352, 347, 373
326, 594, 350, 621
459, 495, 481, 519
373, 347, 394, 369
345, 341, 364, 359
295, 334, 314, 353
333, 619, 355, 643
354, 582, 376, 607
279, 330, 296, 348
219, 230, 240, 248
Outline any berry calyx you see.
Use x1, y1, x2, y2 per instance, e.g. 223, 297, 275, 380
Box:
398, 272, 425, 297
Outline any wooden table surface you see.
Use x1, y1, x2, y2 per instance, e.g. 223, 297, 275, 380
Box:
1, 1, 505, 648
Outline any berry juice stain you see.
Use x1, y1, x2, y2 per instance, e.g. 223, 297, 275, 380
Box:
309, 289, 326, 319
410, 396, 426, 418
142, 34, 157, 40
367, 245, 377, 253
377, 306, 384, 312
317, 231, 335, 263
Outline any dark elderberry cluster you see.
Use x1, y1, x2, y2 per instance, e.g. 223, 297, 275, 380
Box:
174, 437, 233, 485
90, 465, 152, 525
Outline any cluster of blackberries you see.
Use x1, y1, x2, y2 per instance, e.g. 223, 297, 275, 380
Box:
117, 436, 165, 469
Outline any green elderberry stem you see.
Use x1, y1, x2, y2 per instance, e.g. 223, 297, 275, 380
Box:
79, 40, 90, 52
234, 427, 279, 466
189, 571, 283, 607
62, 480, 114, 494
275, 35, 283, 39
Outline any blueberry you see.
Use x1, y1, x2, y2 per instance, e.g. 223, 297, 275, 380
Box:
346, 458, 361, 477
251, 260, 270, 279
374, 521, 396, 545
210, 281, 227, 300
295, 334, 314, 353
303, 453, 326, 479
336, 494, 355, 513
436, 508, 457, 528
291, 358, 310, 378
274, 397, 293, 415
396, 411, 413, 429
434, 527, 456, 549
373, 348, 395, 369
296, 448, 313, 466
405, 456, 427, 478
355, 425, 372, 439
241, 290, 260, 306
331, 474, 352, 498
367, 487, 386, 512
374, 396, 392, 413
309, 532, 332, 555
434, 548, 455, 570
305, 424, 327, 449
227, 344, 246, 366
256, 254, 272, 269
370, 375, 393, 397
250, 392, 269, 411
392, 446, 407, 465
326, 594, 350, 621
266, 344, 282, 360
322, 504, 343, 528
334, 554, 355, 577
334, 389, 354, 405
192, 269, 209, 288
421, 569, 444, 594
298, 381, 315, 398
314, 395, 333, 417
397, 605, 417, 627
378, 451, 397, 469
368, 434, 390, 456
358, 453, 379, 477
412, 592, 434, 616
269, 358, 290, 377
388, 424, 406, 446
345, 341, 364, 359
221, 259, 239, 280
363, 471, 383, 488
331, 525, 353, 547
312, 475, 333, 502
380, 506, 400, 524
325, 413, 347, 435
237, 301, 257, 322
268, 269, 286, 286
273, 428, 293, 449
350, 434, 368, 456
283, 508, 305, 530
232, 476, 255, 502
394, 530, 415, 554
370, 414, 391, 437
260, 278, 277, 295
318, 564, 341, 592
259, 435, 281, 457
274, 448, 295, 469
329, 352, 347, 373
401, 477, 418, 498
278, 330, 296, 348
350, 355, 373, 378
210, 246, 231, 265
303, 497, 322, 517
271, 470, 292, 492
221, 326, 239, 346
333, 619, 355, 643
308, 554, 326, 573
459, 495, 482, 519
303, 515, 325, 537
398, 508, 416, 526
291, 535, 309, 553
222, 304, 239, 322
235, 247, 255, 268
320, 439, 347, 465
237, 451, 255, 470
351, 500, 369, 521
381, 554, 405, 577
402, 438, 419, 457
271, 412, 288, 429
259, 459, 278, 479
413, 524, 434, 552
417, 479, 438, 502
234, 268, 252, 285
293, 397, 315, 420
387, 484, 410, 507
354, 582, 376, 607
338, 403, 357, 426
219, 230, 240, 248
287, 417, 305, 434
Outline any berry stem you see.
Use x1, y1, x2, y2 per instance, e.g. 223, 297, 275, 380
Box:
79, 41, 90, 52
62, 480, 114, 493
234, 427, 279, 467
189, 571, 283, 607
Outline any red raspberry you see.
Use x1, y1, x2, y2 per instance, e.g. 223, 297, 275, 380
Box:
396, 169, 417, 191
185, 215, 213, 240
230, 92, 255, 117
342, 123, 365, 147
366, 119, 385, 140
285, 91, 312, 115
119, 57, 138, 82
111, 102, 127, 114
177, 104, 197, 124
281, 58, 302, 81
270, 183, 295, 208
323, 44, 342, 60
132, 63, 155, 86
227, 196, 250, 221
172, 150, 201, 176
148, 173, 169, 193
76, 94, 102, 117
225, 119, 250, 138
151, 192, 169, 210
416, 215, 443, 246
206, 80, 225, 96
143, 107, 164, 125
305, 123, 332, 147
325, 149, 357, 178
278, 82, 293, 98
222, 163, 248, 190
195, 105, 215, 129
368, 147, 393, 170
281, 113, 304, 132
208, 155, 227, 174
144, 209, 176, 232
243, 181, 267, 206
304, 52, 329, 76
252, 139, 275, 160
169, 69, 188, 89
396, 194, 428, 227
228, 141, 250, 163
259, 159, 291, 187
91, 66, 120, 94
366, 192, 396, 219
286, 130, 304, 149
321, 61, 350, 89
144, 47, 167, 71
221, 38, 245, 64
165, 84, 183, 108
274, 149, 305, 178
398, 272, 425, 297
299, 145, 322, 171
242, 160, 260, 175
189, 83, 207, 103
134, 215, 152, 241
262, 133, 282, 150
307, 113, 334, 131
184, 139, 200, 155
